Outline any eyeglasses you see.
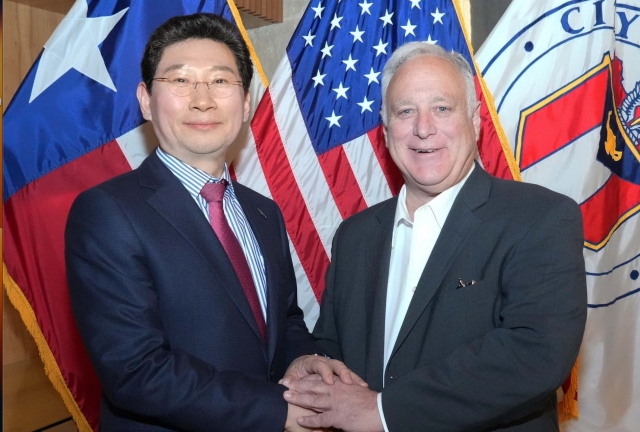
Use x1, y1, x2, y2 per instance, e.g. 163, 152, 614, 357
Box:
153, 76, 244, 98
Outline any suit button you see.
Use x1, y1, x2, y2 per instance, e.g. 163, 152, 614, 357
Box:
388, 375, 396, 380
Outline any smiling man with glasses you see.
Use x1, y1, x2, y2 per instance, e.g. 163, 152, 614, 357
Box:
64, 13, 359, 432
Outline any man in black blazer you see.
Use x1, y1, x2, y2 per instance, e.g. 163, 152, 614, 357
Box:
65, 13, 358, 432
284, 42, 587, 431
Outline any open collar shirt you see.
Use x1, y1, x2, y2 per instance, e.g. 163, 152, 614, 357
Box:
378, 165, 475, 431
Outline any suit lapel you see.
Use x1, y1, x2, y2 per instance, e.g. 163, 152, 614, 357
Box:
139, 154, 265, 348
390, 164, 491, 360
233, 185, 280, 366
364, 198, 397, 392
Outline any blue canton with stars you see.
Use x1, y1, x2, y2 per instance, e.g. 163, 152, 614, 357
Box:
287, 0, 474, 156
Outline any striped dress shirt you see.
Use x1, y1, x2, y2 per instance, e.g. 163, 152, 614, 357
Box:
156, 147, 268, 320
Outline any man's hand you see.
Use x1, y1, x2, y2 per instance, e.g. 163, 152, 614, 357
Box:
283, 378, 384, 432
284, 403, 315, 432
283, 355, 367, 387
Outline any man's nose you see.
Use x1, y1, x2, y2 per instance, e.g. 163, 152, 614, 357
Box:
189, 83, 217, 110
414, 110, 436, 138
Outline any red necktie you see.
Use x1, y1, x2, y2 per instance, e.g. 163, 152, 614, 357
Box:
200, 181, 266, 343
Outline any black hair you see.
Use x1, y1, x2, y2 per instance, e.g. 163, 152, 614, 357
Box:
141, 13, 253, 94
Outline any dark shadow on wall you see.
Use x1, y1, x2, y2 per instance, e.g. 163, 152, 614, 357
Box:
470, 0, 513, 51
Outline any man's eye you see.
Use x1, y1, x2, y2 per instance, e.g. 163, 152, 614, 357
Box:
434, 106, 453, 116
213, 78, 230, 85
171, 77, 191, 85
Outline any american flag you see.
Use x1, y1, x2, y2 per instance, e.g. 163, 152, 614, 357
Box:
235, 0, 513, 327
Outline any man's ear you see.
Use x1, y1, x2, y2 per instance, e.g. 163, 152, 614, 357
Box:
472, 101, 481, 142
137, 82, 153, 121
243, 91, 251, 122
382, 116, 389, 148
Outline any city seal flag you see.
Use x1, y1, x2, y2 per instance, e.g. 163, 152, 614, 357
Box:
477, 0, 640, 429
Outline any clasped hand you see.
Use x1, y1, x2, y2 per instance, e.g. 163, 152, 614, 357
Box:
281, 355, 383, 432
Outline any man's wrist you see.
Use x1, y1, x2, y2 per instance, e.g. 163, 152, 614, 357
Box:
376, 392, 390, 432
303, 352, 332, 359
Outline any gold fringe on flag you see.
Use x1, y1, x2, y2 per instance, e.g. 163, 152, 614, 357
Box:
3, 264, 92, 432
558, 359, 580, 423
451, 0, 522, 182
227, 0, 270, 88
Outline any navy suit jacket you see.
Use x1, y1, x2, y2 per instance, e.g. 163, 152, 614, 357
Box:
313, 165, 587, 431
66, 151, 317, 431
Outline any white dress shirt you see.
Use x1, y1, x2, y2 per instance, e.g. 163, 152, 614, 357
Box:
377, 165, 474, 431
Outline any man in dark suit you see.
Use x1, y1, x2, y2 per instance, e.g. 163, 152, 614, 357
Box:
65, 13, 359, 432
284, 42, 587, 431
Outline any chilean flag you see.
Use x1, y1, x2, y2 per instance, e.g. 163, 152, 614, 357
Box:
2, 1, 241, 429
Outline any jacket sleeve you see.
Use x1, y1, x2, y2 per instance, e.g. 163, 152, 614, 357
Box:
273, 204, 323, 365
381, 198, 588, 431
65, 188, 288, 432
310, 222, 345, 361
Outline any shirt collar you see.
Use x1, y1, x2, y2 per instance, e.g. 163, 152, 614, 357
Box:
156, 147, 234, 199
392, 164, 475, 247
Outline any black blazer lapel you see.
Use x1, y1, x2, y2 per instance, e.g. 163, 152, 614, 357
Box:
364, 198, 397, 392
390, 164, 491, 360
138, 154, 265, 347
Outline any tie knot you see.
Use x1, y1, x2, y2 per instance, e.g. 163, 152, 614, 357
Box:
200, 180, 227, 203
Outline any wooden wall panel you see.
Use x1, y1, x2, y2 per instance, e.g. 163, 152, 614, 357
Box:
10, 0, 74, 15
3, 290, 39, 366
235, 0, 283, 23
3, 0, 67, 109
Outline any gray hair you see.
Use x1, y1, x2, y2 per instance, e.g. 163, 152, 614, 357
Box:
380, 42, 479, 124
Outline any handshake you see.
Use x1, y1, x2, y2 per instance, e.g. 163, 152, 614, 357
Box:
280, 355, 384, 432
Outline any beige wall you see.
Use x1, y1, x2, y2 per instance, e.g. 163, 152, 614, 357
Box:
245, 0, 309, 82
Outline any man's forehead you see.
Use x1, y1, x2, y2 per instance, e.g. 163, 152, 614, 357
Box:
391, 55, 461, 86
388, 92, 459, 110
159, 63, 237, 75
158, 38, 238, 70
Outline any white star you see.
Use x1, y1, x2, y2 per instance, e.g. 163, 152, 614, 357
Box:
326, 110, 342, 128
401, 18, 417, 36
373, 38, 389, 57
302, 30, 316, 47
380, 9, 394, 27
359, 0, 373, 15
357, 96, 375, 113
312, 2, 325, 19
350, 25, 365, 43
330, 13, 344, 30
333, 82, 350, 100
30, 1, 128, 103
409, 0, 422, 9
312, 70, 326, 87
321, 41, 334, 58
364, 67, 381, 85
431, 7, 445, 24
342, 54, 358, 72
426, 34, 438, 44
